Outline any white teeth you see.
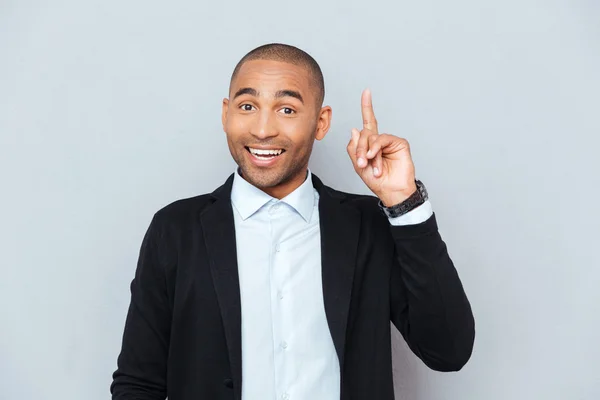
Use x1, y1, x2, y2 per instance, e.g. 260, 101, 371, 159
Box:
249, 148, 283, 156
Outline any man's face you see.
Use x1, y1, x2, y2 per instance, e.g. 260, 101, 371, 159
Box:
222, 59, 331, 198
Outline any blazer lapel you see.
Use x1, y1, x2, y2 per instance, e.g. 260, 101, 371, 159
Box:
199, 174, 243, 400
312, 174, 361, 369
198, 172, 361, 395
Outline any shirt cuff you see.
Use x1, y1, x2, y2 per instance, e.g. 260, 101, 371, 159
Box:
387, 200, 433, 226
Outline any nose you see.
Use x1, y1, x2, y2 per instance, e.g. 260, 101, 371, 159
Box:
250, 109, 278, 140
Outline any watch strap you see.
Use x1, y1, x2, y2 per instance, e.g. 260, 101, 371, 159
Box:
378, 180, 428, 218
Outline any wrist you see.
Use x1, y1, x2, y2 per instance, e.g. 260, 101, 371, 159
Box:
377, 180, 429, 218
378, 184, 418, 207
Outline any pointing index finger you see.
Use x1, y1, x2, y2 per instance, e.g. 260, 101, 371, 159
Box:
361, 88, 378, 133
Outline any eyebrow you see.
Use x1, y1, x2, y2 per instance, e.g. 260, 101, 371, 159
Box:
233, 87, 258, 99
232, 87, 304, 104
275, 89, 304, 104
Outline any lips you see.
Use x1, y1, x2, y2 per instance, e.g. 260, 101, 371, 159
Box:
245, 146, 286, 167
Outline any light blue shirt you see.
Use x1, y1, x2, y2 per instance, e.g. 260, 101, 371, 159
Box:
230, 169, 433, 400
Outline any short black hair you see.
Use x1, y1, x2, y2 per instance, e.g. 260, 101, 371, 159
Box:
230, 43, 325, 106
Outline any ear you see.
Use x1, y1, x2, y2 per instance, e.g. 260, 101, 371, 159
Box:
315, 106, 332, 141
221, 98, 229, 132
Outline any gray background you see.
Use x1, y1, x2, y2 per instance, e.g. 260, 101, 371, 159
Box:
1, 0, 599, 399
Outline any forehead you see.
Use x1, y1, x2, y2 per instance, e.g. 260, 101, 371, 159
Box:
231, 59, 313, 96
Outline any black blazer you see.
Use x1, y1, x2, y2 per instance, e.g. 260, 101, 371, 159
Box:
111, 173, 475, 400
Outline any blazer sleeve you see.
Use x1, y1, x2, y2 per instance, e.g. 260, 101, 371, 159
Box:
111, 215, 171, 399
389, 212, 475, 372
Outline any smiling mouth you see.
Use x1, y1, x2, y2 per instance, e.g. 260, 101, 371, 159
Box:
245, 146, 286, 160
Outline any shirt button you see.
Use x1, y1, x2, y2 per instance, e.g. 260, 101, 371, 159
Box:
281, 341, 288, 349
275, 244, 281, 253
270, 204, 280, 214
282, 393, 290, 400
278, 291, 284, 300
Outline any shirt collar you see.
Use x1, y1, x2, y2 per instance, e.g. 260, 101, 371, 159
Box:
231, 168, 316, 222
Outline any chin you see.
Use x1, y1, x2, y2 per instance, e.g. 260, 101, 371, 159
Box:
240, 166, 285, 188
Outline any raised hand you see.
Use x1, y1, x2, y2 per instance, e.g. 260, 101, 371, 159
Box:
347, 89, 418, 207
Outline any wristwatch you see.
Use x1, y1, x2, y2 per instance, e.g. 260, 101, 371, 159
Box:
378, 179, 429, 218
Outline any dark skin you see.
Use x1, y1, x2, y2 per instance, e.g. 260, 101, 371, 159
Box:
222, 59, 332, 199
222, 59, 418, 205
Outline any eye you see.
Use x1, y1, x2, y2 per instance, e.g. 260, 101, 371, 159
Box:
279, 107, 295, 115
240, 104, 255, 111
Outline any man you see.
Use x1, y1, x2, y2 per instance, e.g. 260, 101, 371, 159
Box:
111, 43, 475, 400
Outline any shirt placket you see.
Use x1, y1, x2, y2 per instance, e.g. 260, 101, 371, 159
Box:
269, 201, 293, 400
